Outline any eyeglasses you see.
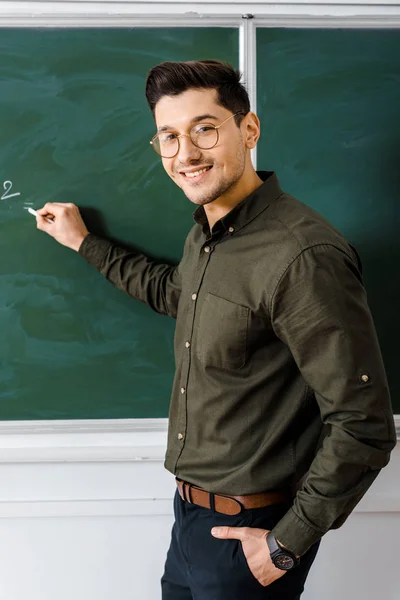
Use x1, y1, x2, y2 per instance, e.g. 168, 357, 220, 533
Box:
150, 112, 245, 158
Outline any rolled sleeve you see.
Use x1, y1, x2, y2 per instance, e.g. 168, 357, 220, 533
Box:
270, 243, 396, 556
78, 233, 113, 269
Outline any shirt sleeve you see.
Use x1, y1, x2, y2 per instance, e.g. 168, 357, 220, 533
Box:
270, 243, 396, 557
78, 233, 182, 319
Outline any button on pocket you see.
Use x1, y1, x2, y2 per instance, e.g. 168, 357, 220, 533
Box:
196, 293, 249, 369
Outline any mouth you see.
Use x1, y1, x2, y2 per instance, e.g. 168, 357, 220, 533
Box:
179, 165, 213, 183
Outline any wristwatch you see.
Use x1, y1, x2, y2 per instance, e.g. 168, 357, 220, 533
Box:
266, 532, 300, 571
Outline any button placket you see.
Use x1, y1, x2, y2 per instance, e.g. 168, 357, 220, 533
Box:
183, 244, 213, 355
173, 241, 215, 471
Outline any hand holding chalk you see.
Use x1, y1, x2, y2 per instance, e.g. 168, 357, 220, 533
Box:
26, 207, 54, 224
31, 202, 90, 252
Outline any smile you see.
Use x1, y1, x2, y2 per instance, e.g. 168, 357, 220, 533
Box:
181, 166, 213, 179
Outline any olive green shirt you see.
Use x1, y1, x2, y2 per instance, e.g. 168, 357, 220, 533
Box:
79, 171, 396, 556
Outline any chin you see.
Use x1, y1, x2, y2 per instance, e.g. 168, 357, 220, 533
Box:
185, 192, 217, 206
183, 183, 225, 207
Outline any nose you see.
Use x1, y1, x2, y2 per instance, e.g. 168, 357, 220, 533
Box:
176, 134, 202, 163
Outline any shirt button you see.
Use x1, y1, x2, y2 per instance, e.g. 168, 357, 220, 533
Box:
361, 374, 370, 383
185, 341, 191, 348
204, 246, 210, 253
228, 226, 234, 233
180, 387, 186, 394
177, 433, 184, 440
191, 293, 197, 301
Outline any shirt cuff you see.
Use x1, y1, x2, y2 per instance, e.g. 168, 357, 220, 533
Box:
78, 233, 113, 270
271, 506, 323, 557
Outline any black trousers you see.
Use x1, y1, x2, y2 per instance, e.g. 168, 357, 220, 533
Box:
161, 490, 319, 600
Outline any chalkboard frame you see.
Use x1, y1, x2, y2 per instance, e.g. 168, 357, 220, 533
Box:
0, 8, 399, 419
1, 1, 400, 28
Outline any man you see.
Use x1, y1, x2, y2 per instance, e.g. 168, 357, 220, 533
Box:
35, 60, 396, 599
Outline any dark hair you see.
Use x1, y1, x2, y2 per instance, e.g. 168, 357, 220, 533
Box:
145, 60, 250, 126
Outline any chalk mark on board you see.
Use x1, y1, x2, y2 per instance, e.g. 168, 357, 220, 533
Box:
1, 181, 21, 200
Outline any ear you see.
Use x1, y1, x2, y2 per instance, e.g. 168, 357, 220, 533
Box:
242, 112, 261, 149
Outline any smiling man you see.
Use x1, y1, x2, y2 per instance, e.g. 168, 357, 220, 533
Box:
36, 60, 396, 600
151, 89, 262, 228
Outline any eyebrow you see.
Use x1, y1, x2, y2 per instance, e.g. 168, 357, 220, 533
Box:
157, 114, 219, 133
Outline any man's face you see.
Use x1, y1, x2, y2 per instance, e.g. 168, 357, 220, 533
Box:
154, 88, 247, 207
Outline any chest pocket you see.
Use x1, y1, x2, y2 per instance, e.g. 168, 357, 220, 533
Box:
196, 293, 249, 369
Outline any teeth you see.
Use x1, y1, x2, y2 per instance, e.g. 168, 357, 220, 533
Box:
184, 167, 210, 178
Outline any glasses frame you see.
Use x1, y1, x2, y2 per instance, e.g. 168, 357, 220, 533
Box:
150, 111, 245, 158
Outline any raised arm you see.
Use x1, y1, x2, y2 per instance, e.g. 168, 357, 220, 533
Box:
35, 202, 182, 318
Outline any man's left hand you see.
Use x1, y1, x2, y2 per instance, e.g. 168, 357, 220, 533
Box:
211, 526, 286, 587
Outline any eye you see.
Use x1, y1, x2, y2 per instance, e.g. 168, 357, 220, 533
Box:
160, 133, 177, 144
194, 125, 215, 134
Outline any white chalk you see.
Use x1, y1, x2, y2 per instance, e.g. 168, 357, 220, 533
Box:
25, 207, 54, 224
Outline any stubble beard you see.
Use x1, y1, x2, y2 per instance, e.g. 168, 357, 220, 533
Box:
181, 148, 246, 207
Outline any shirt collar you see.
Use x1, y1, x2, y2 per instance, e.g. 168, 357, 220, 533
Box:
193, 171, 283, 235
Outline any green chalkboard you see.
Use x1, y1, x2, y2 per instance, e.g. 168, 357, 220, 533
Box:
0, 28, 239, 419
257, 29, 400, 413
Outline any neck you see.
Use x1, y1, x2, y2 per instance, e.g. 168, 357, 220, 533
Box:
204, 167, 263, 231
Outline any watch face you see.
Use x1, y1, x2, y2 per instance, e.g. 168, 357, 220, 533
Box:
275, 554, 295, 570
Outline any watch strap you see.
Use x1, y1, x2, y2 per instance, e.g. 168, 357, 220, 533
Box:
266, 531, 280, 554
266, 532, 300, 570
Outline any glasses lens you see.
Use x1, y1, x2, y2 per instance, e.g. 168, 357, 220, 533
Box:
153, 133, 178, 158
191, 124, 218, 149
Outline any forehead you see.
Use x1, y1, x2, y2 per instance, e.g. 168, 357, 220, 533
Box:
154, 88, 228, 129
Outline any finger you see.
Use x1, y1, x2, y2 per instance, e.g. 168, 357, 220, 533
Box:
36, 202, 57, 214
36, 214, 53, 232
37, 202, 75, 216
211, 526, 248, 540
36, 205, 55, 217
36, 211, 55, 225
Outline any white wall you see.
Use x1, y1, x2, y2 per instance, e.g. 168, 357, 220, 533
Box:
0, 418, 398, 600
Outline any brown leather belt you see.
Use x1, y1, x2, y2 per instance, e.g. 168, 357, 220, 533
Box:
176, 478, 288, 515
